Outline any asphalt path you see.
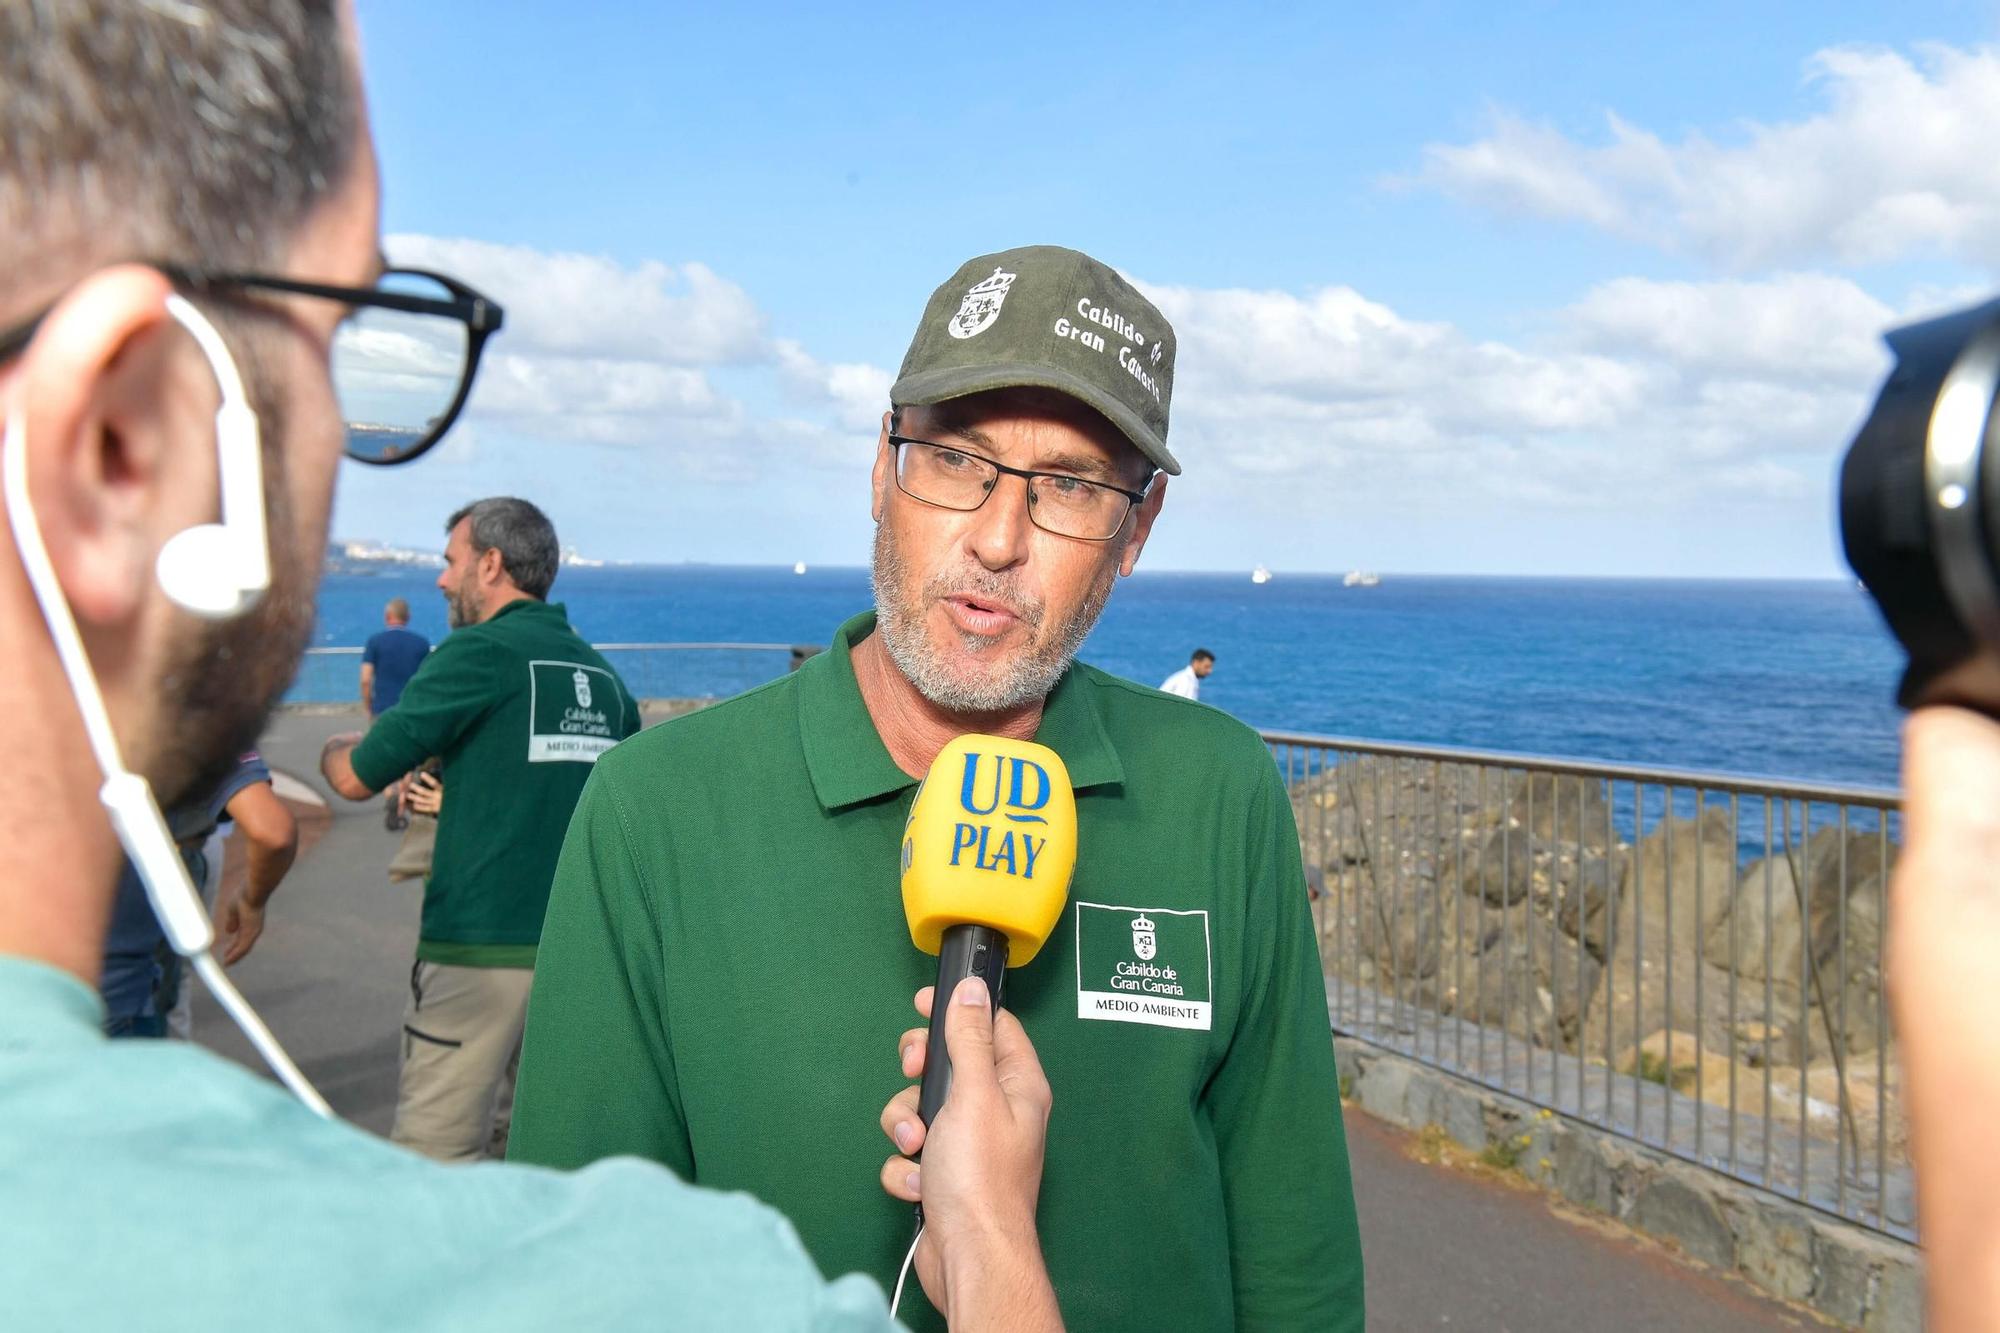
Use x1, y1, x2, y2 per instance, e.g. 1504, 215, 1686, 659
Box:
195, 708, 1817, 1330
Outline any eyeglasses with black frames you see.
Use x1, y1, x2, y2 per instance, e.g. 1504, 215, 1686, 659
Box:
887, 434, 1153, 542
0, 264, 505, 466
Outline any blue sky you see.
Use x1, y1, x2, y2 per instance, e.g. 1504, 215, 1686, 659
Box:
336, 1, 2000, 576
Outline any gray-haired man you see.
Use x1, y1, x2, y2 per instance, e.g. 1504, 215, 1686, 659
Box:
322, 497, 640, 1161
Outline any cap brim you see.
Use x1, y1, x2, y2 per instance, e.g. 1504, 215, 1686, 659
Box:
890, 362, 1181, 476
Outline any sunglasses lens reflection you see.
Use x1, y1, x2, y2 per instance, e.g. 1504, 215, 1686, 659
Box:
334, 271, 470, 463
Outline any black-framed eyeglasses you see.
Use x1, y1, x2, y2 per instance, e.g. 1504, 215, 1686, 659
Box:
0, 264, 505, 466
887, 434, 1152, 542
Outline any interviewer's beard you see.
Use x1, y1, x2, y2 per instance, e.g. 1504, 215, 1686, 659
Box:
150, 376, 316, 808
870, 519, 1114, 714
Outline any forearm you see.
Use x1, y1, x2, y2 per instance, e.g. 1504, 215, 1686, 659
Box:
320, 734, 377, 800
942, 1228, 1062, 1333
243, 838, 296, 908
1892, 708, 2000, 1328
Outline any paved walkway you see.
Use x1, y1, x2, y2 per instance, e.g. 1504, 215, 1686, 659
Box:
194, 709, 1818, 1329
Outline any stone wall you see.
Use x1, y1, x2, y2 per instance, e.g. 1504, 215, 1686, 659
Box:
1337, 1037, 1921, 1330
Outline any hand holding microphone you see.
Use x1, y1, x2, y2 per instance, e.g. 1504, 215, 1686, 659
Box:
879, 979, 1059, 1331
874, 734, 1076, 1330
900, 734, 1076, 1126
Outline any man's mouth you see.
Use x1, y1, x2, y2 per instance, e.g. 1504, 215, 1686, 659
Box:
942, 593, 1022, 637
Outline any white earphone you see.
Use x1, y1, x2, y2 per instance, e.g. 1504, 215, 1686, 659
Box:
153, 294, 270, 618
2, 291, 327, 1116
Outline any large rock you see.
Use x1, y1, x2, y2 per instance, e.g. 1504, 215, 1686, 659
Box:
1592, 927, 1760, 1064
1614, 1028, 1737, 1097
1691, 1058, 1906, 1162
1809, 834, 1892, 1057
1444, 924, 1601, 1051
1703, 853, 1815, 987
1615, 807, 1739, 960
1701, 827, 1894, 1058
1484, 770, 1613, 848
1557, 854, 1621, 960
1464, 827, 1538, 906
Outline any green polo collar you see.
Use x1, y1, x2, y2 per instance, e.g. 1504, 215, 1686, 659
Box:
485, 598, 566, 626
798, 611, 1125, 812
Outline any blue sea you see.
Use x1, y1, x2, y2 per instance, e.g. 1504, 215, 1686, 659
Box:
297, 569, 1905, 790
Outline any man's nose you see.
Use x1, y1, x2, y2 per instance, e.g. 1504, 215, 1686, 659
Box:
965, 474, 1034, 571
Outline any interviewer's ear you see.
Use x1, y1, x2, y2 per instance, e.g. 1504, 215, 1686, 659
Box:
8, 264, 207, 625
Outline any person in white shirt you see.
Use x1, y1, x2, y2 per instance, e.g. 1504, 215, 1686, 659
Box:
1159, 648, 1215, 700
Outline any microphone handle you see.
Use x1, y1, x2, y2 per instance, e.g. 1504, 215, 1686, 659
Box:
917, 923, 1009, 1127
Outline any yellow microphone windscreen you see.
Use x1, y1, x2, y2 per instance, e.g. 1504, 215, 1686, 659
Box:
900, 733, 1076, 966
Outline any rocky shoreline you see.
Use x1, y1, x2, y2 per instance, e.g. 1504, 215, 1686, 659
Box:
1292, 754, 1903, 1163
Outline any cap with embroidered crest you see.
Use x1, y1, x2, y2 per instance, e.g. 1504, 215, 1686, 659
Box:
890, 245, 1180, 476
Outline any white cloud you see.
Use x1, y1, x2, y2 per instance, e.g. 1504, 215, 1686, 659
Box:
772, 338, 894, 432
376, 234, 895, 459
1140, 269, 1893, 511
387, 234, 767, 363
1413, 44, 2000, 268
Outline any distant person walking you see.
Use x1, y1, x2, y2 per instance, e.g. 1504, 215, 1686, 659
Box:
1159, 648, 1215, 700
321, 498, 640, 1162
363, 598, 431, 830
362, 598, 429, 717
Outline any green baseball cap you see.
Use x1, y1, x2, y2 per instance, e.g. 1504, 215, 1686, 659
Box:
891, 245, 1180, 475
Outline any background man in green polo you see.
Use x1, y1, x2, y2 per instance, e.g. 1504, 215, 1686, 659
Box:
322, 496, 640, 1162
511, 246, 1366, 1329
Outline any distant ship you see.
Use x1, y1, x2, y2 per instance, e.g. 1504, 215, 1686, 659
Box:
1251, 565, 1273, 585
793, 561, 808, 575
1344, 570, 1380, 588
560, 546, 604, 569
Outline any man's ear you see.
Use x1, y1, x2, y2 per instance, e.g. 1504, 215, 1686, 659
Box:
478, 543, 507, 588
9, 264, 187, 626
1118, 474, 1168, 578
870, 411, 893, 524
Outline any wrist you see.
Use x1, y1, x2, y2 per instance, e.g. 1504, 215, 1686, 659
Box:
939, 1216, 1055, 1331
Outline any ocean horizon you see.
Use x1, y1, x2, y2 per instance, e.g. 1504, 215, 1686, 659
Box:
298, 567, 1904, 791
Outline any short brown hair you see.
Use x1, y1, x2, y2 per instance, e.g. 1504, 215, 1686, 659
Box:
0, 2, 357, 316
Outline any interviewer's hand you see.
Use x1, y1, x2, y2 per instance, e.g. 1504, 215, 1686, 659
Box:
1891, 706, 2000, 1332
878, 979, 1062, 1333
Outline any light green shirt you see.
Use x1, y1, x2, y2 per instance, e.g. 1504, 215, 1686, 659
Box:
510, 611, 1365, 1332
0, 955, 898, 1330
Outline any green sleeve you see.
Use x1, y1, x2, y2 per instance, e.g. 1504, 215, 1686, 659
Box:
509, 760, 692, 1177
1205, 758, 1366, 1331
349, 633, 503, 791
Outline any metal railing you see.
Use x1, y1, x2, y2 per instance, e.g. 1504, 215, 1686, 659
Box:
288, 642, 820, 704
1264, 730, 1909, 1240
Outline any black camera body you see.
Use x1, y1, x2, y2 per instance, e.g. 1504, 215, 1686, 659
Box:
1842, 296, 2000, 709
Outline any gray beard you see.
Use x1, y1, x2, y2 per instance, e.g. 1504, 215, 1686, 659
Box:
445, 579, 482, 630
870, 521, 1114, 714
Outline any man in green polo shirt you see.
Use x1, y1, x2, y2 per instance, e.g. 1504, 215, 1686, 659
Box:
511, 246, 1366, 1329
322, 495, 640, 1162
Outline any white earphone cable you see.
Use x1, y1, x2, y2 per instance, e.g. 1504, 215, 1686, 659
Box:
890, 1221, 922, 1319
1, 295, 329, 1118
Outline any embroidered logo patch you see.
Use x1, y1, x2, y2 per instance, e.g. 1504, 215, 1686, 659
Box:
947, 266, 1016, 340
1074, 901, 1212, 1031
527, 659, 621, 762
